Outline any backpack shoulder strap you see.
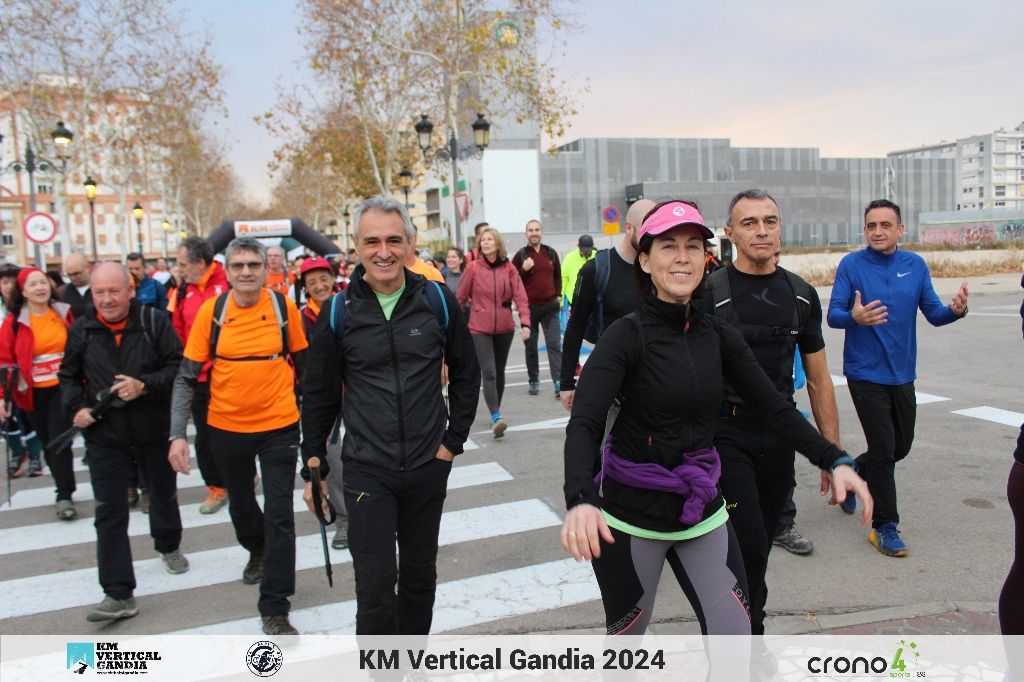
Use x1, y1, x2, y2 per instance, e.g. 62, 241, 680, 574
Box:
138, 304, 157, 348
593, 249, 611, 338
707, 267, 733, 318
210, 292, 231, 360
516, 246, 529, 264
424, 280, 449, 331
269, 289, 289, 355
329, 290, 349, 339
781, 268, 814, 334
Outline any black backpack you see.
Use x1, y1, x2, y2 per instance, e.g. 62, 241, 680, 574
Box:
706, 266, 814, 381
574, 249, 611, 343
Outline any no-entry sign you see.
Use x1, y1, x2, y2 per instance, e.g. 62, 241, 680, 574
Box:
22, 212, 58, 244
601, 205, 620, 224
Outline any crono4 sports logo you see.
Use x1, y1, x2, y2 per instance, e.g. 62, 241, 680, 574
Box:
808, 639, 923, 677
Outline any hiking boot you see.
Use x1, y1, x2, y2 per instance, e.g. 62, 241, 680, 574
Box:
332, 523, 349, 550
7, 452, 27, 478
839, 492, 856, 515
86, 595, 138, 623
261, 614, 298, 636
140, 489, 150, 514
492, 417, 507, 439
127, 487, 139, 508
199, 486, 228, 514
773, 525, 814, 556
56, 499, 78, 520
528, 381, 540, 395
161, 549, 190, 574
242, 551, 265, 584
869, 522, 908, 557
26, 455, 43, 477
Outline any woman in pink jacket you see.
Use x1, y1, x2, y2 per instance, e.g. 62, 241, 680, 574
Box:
456, 227, 531, 438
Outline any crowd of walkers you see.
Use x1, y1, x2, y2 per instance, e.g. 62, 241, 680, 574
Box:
1, 191, 1018, 663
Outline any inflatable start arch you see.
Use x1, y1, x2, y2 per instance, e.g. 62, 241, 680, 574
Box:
206, 218, 341, 256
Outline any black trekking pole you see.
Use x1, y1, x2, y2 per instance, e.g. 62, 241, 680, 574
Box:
1, 367, 18, 508
307, 456, 337, 587
47, 387, 122, 453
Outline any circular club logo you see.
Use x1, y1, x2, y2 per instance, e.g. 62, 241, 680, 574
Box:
246, 641, 283, 677
22, 212, 58, 244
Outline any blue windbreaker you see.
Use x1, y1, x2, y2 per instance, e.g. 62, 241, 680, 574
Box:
827, 248, 959, 385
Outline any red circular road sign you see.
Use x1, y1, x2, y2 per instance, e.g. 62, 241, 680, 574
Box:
22, 212, 58, 244
601, 205, 620, 223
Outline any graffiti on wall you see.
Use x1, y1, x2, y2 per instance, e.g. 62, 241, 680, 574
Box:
921, 219, 1024, 245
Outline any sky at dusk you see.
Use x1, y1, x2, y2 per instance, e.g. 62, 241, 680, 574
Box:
184, 0, 1024, 205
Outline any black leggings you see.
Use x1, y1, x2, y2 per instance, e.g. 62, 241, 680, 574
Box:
22, 385, 76, 501
1000, 455, 1024, 634
590, 522, 750, 635
472, 332, 514, 415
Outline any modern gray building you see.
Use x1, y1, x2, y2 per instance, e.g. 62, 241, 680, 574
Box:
539, 137, 956, 245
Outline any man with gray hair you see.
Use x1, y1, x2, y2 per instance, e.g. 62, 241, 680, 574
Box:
60, 262, 188, 622
169, 237, 309, 635
701, 189, 852, 635
301, 196, 480, 635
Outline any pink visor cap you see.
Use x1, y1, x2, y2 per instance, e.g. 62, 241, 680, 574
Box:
638, 201, 714, 241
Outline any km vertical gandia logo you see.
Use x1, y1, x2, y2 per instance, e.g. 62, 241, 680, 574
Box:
807, 639, 924, 677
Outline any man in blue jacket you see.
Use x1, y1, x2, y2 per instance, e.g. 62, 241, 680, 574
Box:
827, 199, 968, 557
127, 253, 168, 313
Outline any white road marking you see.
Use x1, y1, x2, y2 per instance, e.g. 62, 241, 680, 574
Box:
171, 558, 598, 635
0, 463, 513, 555
0, 498, 562, 620
952, 406, 1024, 428
829, 376, 949, 404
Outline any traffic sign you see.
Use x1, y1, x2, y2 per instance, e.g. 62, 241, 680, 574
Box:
601, 205, 620, 224
22, 212, 58, 244
603, 222, 620, 235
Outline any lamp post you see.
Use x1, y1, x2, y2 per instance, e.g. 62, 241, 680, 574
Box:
0, 121, 75, 268
414, 113, 490, 250
342, 208, 351, 253
132, 202, 144, 253
162, 219, 171, 259
398, 165, 413, 208
83, 176, 98, 262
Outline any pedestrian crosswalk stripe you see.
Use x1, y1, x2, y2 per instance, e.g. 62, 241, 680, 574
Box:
170, 558, 598, 635
0, 463, 513, 555
952, 406, 1024, 428
0, 498, 561, 620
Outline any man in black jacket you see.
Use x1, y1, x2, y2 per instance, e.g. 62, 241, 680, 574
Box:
59, 262, 187, 623
60, 252, 93, 318
301, 196, 480, 635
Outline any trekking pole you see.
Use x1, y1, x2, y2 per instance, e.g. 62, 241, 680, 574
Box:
1, 367, 16, 508
307, 456, 337, 587
47, 387, 122, 453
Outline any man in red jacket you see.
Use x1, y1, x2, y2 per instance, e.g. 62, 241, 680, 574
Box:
172, 237, 230, 514
512, 219, 562, 398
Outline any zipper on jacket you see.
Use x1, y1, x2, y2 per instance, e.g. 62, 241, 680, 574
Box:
386, 320, 409, 469
492, 267, 498, 333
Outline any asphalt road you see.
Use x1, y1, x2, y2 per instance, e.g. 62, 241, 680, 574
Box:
0, 290, 1020, 636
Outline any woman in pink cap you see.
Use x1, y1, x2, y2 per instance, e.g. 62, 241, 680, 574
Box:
0, 266, 78, 519
561, 199, 871, 637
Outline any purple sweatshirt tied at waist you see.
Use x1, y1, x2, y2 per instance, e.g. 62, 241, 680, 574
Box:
595, 438, 721, 526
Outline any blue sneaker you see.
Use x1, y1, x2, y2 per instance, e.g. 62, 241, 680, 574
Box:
869, 522, 908, 557
839, 492, 856, 515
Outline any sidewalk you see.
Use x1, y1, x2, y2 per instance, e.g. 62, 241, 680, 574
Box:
548, 603, 1001, 636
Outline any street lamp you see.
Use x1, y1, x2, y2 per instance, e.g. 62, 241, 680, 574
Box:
0, 121, 75, 268
414, 112, 491, 250
132, 202, 144, 253
83, 176, 98, 262
342, 208, 351, 253
162, 219, 171, 259
397, 165, 413, 207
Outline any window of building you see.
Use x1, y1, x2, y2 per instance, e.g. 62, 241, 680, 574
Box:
36, 184, 53, 194
979, 187, 984, 197
996, 201, 1006, 207
996, 185, 1006, 196
1, 233, 13, 246
979, 141, 985, 152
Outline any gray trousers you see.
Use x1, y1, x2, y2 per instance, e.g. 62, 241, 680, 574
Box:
524, 301, 562, 385
325, 418, 348, 525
